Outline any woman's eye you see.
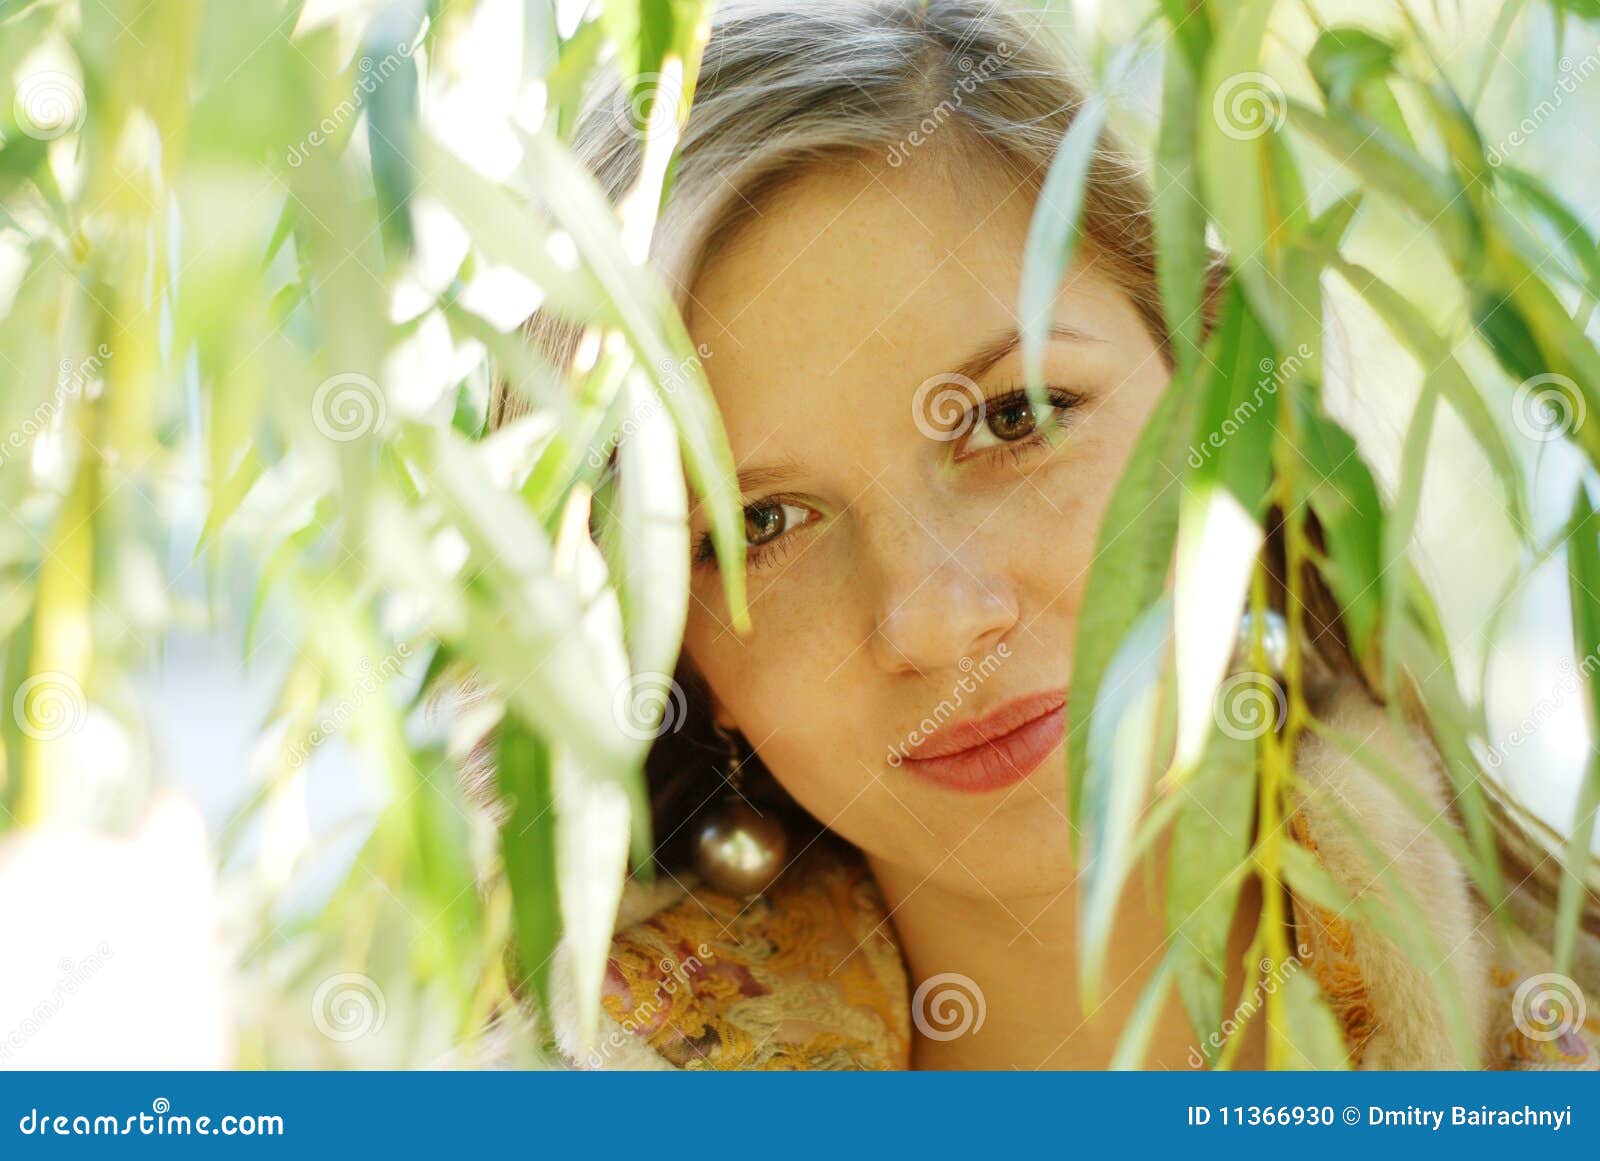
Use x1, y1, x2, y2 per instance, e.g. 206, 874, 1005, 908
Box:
743, 501, 810, 548
959, 389, 1083, 457
984, 398, 1037, 442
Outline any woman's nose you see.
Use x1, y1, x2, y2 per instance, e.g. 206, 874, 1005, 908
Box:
868, 520, 1019, 676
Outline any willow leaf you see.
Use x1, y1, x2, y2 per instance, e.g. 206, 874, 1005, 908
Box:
1019, 91, 1106, 395
1080, 596, 1172, 1004
1559, 488, 1600, 974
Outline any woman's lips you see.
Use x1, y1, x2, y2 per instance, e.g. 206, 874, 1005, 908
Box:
897, 690, 1068, 793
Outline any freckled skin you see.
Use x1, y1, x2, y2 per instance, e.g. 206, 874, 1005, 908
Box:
681, 148, 1171, 901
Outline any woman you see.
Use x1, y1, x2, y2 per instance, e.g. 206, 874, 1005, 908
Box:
495, 0, 1600, 1069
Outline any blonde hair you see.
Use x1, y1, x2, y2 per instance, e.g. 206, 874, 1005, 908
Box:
494, 0, 1168, 427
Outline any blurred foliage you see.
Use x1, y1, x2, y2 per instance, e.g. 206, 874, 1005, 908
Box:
0, 0, 1597, 1069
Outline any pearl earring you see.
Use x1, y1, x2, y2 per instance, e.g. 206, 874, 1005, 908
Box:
692, 726, 789, 897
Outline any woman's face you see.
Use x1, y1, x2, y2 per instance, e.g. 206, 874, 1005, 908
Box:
681, 148, 1171, 898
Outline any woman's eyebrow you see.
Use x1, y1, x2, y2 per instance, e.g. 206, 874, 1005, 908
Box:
734, 457, 806, 497
952, 322, 1105, 382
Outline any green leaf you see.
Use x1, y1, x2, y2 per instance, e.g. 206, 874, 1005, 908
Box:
1279, 970, 1351, 1069
1109, 949, 1179, 1070
1166, 730, 1256, 1061
594, 368, 689, 683
363, 1, 425, 257
522, 133, 748, 629
1080, 596, 1173, 1003
1067, 380, 1196, 829
1153, 47, 1209, 383
1308, 27, 1397, 108
1288, 101, 1478, 265
1019, 92, 1107, 395
498, 713, 561, 1022
1198, 0, 1278, 335
1558, 487, 1600, 974
1288, 397, 1384, 658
